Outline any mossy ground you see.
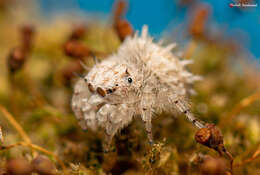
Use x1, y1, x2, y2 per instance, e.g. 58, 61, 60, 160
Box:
0, 2, 259, 175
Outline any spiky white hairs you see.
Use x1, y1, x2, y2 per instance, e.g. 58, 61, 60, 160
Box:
118, 25, 202, 96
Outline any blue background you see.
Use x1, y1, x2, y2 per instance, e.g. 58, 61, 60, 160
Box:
40, 0, 260, 59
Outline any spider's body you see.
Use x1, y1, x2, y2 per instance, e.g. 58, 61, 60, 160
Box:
72, 26, 204, 147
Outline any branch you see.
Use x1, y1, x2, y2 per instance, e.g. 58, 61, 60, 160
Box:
220, 91, 260, 127
235, 145, 260, 167
0, 126, 3, 143
0, 104, 31, 143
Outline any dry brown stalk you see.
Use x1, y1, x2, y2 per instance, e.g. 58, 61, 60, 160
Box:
234, 145, 260, 167
183, 40, 198, 59
219, 91, 260, 127
0, 126, 3, 143
0, 104, 38, 157
0, 104, 31, 143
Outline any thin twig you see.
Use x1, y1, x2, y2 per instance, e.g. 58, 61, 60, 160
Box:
224, 149, 234, 173
234, 145, 260, 167
0, 104, 31, 143
219, 91, 260, 127
0, 126, 3, 143
0, 104, 37, 157
0, 141, 69, 175
183, 40, 198, 59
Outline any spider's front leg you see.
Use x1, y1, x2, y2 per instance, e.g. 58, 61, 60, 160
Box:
170, 95, 205, 129
103, 123, 121, 152
141, 107, 153, 145
100, 104, 134, 152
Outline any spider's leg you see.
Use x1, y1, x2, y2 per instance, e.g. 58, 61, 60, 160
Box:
184, 110, 205, 129
172, 97, 205, 129
100, 104, 134, 152
103, 123, 121, 152
141, 108, 153, 145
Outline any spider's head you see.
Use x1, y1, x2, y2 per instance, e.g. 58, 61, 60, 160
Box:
85, 63, 141, 102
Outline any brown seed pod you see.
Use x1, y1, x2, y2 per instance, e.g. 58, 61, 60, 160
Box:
20, 24, 35, 53
178, 0, 196, 7
7, 47, 27, 73
188, 5, 210, 38
195, 124, 234, 173
6, 158, 32, 175
200, 156, 227, 175
113, 0, 128, 21
114, 19, 133, 41
195, 127, 211, 144
63, 40, 90, 59
195, 123, 224, 153
0, 167, 7, 175
31, 155, 56, 175
69, 24, 87, 40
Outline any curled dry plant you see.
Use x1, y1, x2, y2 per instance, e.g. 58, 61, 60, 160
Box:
7, 24, 35, 74
113, 0, 133, 41
69, 24, 87, 41
63, 40, 90, 59
188, 5, 210, 39
195, 123, 234, 173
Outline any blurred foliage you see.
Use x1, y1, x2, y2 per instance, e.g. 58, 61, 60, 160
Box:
0, 0, 259, 175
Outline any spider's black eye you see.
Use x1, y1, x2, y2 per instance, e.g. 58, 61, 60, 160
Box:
128, 77, 132, 83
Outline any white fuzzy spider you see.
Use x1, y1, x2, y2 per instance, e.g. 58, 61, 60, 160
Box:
71, 26, 205, 149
